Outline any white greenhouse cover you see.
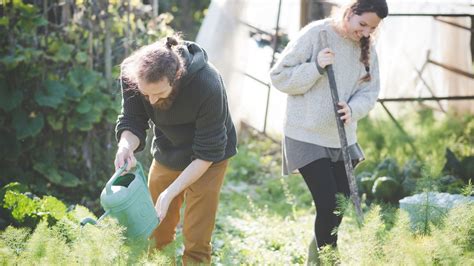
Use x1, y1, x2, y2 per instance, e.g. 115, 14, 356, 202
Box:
197, 0, 473, 136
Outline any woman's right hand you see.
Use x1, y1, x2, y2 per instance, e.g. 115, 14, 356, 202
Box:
317, 48, 335, 69
114, 145, 137, 171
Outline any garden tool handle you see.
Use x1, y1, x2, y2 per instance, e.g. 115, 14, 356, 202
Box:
105, 162, 128, 194
318, 30, 364, 225
319, 29, 329, 52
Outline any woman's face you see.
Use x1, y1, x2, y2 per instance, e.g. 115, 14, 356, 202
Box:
344, 11, 381, 41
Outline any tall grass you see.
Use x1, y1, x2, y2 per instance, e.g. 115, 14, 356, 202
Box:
0, 206, 170, 265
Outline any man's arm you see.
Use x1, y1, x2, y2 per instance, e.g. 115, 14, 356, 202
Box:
118, 130, 140, 151
115, 79, 150, 153
168, 159, 212, 196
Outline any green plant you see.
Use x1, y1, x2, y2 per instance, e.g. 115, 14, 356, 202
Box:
213, 124, 473, 264
0, 187, 171, 264
0, 0, 175, 221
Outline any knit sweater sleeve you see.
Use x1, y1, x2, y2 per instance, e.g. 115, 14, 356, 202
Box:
115, 79, 150, 152
348, 49, 381, 122
192, 77, 228, 162
269, 23, 323, 95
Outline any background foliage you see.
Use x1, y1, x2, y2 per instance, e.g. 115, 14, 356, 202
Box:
0, 0, 472, 264
0, 0, 209, 229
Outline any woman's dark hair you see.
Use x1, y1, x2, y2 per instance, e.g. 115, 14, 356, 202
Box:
345, 0, 388, 82
121, 34, 185, 87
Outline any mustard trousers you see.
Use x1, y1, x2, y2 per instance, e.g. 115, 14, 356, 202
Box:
148, 159, 228, 265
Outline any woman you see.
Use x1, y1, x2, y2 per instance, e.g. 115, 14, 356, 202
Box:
269, 0, 388, 255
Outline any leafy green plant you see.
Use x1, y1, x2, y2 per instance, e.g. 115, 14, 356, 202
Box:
3, 189, 67, 227
0, 188, 171, 265
0, 0, 176, 220
355, 109, 473, 202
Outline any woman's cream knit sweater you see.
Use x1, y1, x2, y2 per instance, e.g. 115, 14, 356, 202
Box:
269, 18, 380, 148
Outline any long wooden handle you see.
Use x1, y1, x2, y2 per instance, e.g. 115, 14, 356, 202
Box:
319, 30, 364, 225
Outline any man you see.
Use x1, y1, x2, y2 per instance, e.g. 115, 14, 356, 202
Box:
115, 36, 237, 264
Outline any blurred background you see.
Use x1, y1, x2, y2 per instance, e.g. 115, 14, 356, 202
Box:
0, 0, 473, 264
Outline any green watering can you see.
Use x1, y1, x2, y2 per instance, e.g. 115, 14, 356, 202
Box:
81, 162, 159, 240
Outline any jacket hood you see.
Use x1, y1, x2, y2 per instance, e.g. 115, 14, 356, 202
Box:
178, 41, 208, 86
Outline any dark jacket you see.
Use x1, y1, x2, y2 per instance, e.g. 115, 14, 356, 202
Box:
115, 42, 237, 170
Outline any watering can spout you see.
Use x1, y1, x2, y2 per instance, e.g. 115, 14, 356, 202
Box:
80, 210, 110, 226
80, 217, 97, 226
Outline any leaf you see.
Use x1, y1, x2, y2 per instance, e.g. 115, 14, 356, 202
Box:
47, 39, 61, 54
68, 113, 96, 131
75, 100, 92, 114
3, 191, 37, 222
33, 163, 81, 188
75, 51, 88, 63
46, 114, 63, 131
34, 80, 67, 108
32, 16, 48, 27
68, 67, 103, 94
58, 170, 81, 188
12, 111, 44, 139
82, 70, 101, 94
54, 43, 74, 62
21, 47, 43, 62
16, 1, 36, 16
104, 109, 119, 123
0, 17, 9, 26
39, 196, 67, 220
0, 54, 26, 70
0, 182, 28, 203
0, 81, 23, 111
65, 85, 81, 100
67, 67, 84, 88
89, 91, 110, 111
33, 162, 62, 184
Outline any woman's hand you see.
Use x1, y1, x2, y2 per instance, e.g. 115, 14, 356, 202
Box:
317, 48, 335, 69
155, 189, 174, 221
114, 145, 136, 171
337, 101, 352, 125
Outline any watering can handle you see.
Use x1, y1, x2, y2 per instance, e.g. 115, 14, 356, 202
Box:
105, 162, 128, 194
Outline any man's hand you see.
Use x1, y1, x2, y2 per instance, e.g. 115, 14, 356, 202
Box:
155, 188, 174, 221
337, 101, 352, 125
154, 159, 213, 221
115, 130, 140, 171
114, 145, 137, 171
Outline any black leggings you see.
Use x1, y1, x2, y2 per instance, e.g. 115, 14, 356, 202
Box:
299, 158, 350, 248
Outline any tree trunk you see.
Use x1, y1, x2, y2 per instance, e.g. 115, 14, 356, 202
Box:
104, 0, 113, 88
61, 0, 71, 26
124, 0, 131, 56
153, 0, 159, 17
178, 0, 192, 35
88, 29, 93, 69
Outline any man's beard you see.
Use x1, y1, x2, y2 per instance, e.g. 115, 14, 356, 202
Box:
152, 85, 180, 110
